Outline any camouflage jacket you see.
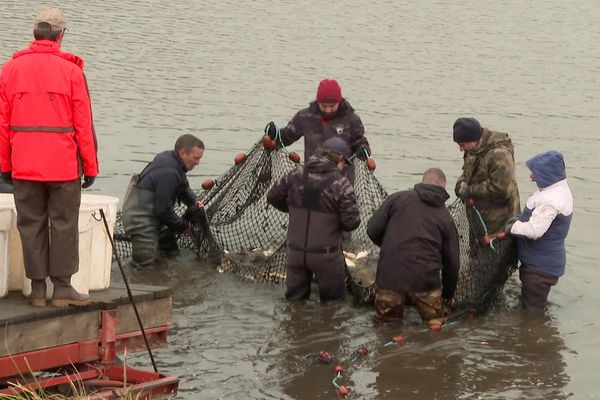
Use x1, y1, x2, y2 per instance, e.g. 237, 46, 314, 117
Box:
267, 156, 361, 250
455, 129, 521, 233
279, 99, 370, 161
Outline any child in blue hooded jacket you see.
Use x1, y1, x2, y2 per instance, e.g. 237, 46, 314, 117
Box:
507, 150, 573, 312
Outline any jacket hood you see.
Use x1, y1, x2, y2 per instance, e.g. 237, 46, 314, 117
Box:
306, 155, 340, 174
13, 40, 84, 69
414, 183, 450, 207
308, 99, 354, 117
473, 129, 514, 157
526, 150, 567, 188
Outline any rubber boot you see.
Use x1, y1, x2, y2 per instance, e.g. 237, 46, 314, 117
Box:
50, 276, 91, 308
30, 279, 47, 307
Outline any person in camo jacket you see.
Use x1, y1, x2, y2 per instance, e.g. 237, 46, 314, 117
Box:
267, 137, 360, 302
453, 117, 521, 235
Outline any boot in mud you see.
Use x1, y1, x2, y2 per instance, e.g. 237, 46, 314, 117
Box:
30, 279, 47, 307
50, 276, 91, 307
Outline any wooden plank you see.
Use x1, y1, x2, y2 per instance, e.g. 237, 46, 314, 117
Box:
0, 284, 171, 325
109, 283, 171, 299
0, 284, 172, 357
116, 297, 172, 334
0, 310, 99, 357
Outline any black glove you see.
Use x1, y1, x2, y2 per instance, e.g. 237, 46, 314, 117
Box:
1, 171, 12, 184
504, 216, 520, 235
459, 186, 471, 202
356, 147, 370, 161
81, 175, 95, 188
182, 205, 204, 223
175, 219, 191, 234
264, 121, 277, 140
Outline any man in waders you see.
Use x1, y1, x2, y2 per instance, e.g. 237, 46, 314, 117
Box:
264, 79, 371, 183
267, 137, 360, 302
122, 134, 204, 269
367, 168, 460, 326
0, 8, 99, 307
453, 117, 521, 237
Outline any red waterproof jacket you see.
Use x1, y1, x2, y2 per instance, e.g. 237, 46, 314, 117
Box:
0, 40, 98, 181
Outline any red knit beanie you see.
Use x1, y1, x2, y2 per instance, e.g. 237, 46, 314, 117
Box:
316, 79, 342, 104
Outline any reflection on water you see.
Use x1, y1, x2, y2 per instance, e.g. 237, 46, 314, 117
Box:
373, 311, 569, 400
122, 256, 571, 399
2, 0, 599, 398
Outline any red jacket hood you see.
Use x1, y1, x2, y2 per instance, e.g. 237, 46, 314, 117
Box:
13, 40, 85, 69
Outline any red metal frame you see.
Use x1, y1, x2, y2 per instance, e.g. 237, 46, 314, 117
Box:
0, 309, 178, 399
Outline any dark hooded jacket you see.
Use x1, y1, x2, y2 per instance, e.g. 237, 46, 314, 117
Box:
267, 156, 360, 251
279, 99, 370, 161
367, 184, 460, 299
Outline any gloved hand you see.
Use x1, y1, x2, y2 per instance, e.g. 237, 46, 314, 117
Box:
458, 186, 471, 202
1, 171, 12, 184
504, 216, 520, 235
264, 121, 277, 140
356, 147, 371, 161
183, 204, 204, 223
81, 175, 95, 189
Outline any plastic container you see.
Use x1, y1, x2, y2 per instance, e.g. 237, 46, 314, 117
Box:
78, 194, 119, 290
0, 194, 25, 292
0, 203, 16, 298
21, 194, 120, 298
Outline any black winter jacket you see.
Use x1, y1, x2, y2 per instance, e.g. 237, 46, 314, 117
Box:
136, 150, 197, 231
367, 184, 460, 299
279, 100, 370, 161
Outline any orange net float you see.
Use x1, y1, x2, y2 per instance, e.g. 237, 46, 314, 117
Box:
366, 157, 376, 171
262, 135, 277, 150
334, 365, 345, 374
466, 198, 476, 207
288, 151, 301, 164
317, 350, 334, 363
338, 385, 349, 397
201, 179, 215, 190
392, 335, 405, 344
429, 323, 442, 332
355, 346, 369, 356
234, 152, 247, 165
483, 231, 506, 247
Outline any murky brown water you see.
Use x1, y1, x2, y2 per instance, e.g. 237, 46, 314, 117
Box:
2, 1, 599, 398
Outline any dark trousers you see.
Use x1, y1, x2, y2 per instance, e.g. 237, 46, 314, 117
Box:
12, 179, 81, 280
519, 265, 559, 312
285, 249, 346, 302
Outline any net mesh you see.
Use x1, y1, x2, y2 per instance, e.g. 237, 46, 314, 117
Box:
113, 139, 517, 312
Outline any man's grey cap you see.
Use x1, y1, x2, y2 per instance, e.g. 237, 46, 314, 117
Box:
34, 8, 67, 32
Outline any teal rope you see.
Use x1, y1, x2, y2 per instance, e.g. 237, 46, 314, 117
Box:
468, 203, 502, 253
470, 203, 489, 236
274, 125, 290, 154
332, 372, 342, 390
348, 147, 369, 161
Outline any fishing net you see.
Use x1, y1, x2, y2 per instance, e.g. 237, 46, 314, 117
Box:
113, 138, 517, 312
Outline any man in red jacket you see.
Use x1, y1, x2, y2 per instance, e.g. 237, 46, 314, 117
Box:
0, 8, 99, 307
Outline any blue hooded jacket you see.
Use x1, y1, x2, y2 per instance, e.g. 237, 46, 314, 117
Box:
516, 151, 573, 276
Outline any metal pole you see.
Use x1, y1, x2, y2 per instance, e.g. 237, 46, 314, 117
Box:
98, 208, 158, 373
